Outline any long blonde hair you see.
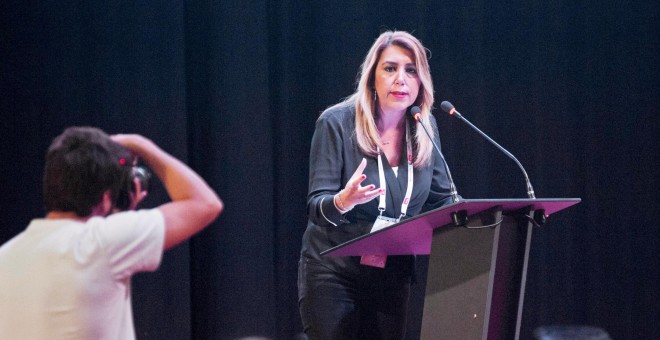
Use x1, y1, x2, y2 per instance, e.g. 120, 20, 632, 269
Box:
344, 31, 436, 168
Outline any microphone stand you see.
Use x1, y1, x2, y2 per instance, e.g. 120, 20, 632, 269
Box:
442, 101, 546, 226
413, 114, 460, 203
410, 107, 467, 226
443, 102, 536, 199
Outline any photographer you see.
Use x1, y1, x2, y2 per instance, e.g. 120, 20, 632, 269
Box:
0, 126, 223, 339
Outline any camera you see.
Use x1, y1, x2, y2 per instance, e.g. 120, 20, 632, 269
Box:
131, 166, 151, 192
115, 165, 152, 211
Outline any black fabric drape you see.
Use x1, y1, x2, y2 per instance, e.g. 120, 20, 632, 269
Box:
1, 1, 657, 339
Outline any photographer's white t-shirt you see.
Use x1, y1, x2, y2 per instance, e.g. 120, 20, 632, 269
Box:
0, 209, 165, 340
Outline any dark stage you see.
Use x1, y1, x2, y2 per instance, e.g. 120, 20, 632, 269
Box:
1, 1, 657, 339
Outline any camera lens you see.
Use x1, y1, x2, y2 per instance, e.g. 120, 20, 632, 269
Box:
116, 165, 152, 211
132, 166, 151, 192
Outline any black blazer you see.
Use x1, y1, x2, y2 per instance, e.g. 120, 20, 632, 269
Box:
300, 102, 454, 280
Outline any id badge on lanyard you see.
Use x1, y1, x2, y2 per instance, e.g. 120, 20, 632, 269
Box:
359, 216, 398, 268
371, 215, 398, 233
361, 120, 414, 268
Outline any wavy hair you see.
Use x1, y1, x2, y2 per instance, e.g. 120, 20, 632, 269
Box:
337, 31, 436, 168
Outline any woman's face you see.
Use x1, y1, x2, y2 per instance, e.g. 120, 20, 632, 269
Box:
373, 45, 421, 116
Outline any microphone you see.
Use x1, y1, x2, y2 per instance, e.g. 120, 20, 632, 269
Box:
409, 106, 460, 204
440, 101, 536, 199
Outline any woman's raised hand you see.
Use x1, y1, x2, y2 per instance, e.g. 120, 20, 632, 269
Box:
334, 158, 383, 212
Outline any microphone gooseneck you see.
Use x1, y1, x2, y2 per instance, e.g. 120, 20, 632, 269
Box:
440, 101, 536, 199
409, 106, 460, 203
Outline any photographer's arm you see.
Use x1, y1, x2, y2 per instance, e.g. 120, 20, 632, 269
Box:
111, 135, 223, 250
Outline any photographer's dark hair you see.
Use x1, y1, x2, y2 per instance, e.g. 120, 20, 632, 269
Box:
43, 127, 133, 217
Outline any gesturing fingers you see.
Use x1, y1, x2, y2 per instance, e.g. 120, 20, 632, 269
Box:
362, 186, 383, 201
345, 158, 367, 189
336, 158, 384, 211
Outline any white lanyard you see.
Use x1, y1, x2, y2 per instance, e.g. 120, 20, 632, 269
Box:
377, 120, 414, 222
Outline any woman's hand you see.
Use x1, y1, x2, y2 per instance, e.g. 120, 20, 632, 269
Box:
335, 158, 383, 212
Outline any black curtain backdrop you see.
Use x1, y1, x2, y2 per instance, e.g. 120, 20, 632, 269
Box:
1, 1, 657, 339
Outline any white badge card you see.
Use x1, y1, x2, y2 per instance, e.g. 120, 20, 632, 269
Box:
360, 215, 397, 268
370, 215, 397, 233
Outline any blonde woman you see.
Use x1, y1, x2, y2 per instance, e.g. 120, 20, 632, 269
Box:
298, 31, 454, 339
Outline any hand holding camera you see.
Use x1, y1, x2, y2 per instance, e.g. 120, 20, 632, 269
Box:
111, 134, 155, 211
115, 163, 151, 211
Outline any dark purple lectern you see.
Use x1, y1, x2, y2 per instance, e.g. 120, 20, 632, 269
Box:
321, 198, 581, 340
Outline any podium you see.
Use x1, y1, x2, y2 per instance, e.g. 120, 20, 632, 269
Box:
321, 198, 580, 340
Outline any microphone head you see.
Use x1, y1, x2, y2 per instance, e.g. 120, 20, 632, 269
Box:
409, 106, 422, 121
440, 101, 455, 114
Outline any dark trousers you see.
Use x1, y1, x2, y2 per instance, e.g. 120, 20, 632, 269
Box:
298, 257, 411, 340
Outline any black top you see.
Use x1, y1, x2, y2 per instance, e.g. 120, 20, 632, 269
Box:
301, 102, 454, 280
